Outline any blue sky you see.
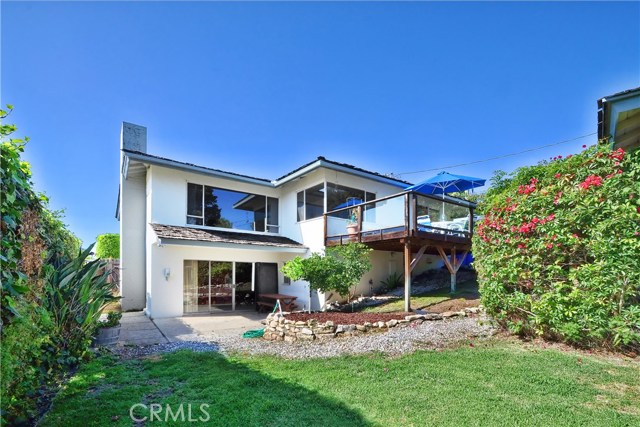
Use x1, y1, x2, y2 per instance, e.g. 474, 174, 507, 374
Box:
2, 1, 639, 246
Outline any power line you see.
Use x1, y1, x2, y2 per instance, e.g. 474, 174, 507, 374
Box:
396, 132, 597, 176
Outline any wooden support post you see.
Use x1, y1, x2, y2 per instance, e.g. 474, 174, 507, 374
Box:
436, 246, 468, 294
404, 240, 412, 312
323, 213, 328, 246
404, 193, 410, 236
451, 247, 457, 293
410, 245, 428, 273
469, 207, 475, 237
357, 205, 363, 243
411, 194, 418, 236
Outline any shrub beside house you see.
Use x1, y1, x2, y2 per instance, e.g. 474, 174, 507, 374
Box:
473, 143, 640, 351
1, 108, 117, 425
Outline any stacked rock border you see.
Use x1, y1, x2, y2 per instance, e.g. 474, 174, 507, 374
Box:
263, 307, 482, 342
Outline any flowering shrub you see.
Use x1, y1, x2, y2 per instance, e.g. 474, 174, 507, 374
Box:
474, 144, 640, 351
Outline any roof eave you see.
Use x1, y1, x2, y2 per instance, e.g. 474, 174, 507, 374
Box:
274, 159, 409, 189
156, 237, 308, 253
123, 151, 275, 187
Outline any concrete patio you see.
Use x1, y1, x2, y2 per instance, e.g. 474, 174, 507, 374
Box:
118, 310, 265, 346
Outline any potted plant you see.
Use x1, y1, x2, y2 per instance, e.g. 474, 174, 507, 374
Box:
94, 311, 122, 346
346, 207, 359, 236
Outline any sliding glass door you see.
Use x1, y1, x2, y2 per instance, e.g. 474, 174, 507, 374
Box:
183, 260, 255, 314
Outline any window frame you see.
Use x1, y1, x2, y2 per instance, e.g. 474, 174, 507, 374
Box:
186, 182, 279, 233
296, 181, 376, 223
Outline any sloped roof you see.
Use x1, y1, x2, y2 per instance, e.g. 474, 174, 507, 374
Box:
274, 156, 412, 186
150, 223, 306, 249
123, 149, 412, 188
123, 149, 272, 184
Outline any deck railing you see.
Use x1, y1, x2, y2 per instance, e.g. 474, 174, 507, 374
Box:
324, 190, 476, 245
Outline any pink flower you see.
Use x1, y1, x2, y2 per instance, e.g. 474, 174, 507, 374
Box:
578, 175, 603, 190
546, 243, 554, 249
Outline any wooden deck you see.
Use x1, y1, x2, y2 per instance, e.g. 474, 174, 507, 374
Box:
323, 190, 476, 312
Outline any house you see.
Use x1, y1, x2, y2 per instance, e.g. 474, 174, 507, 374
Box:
598, 87, 640, 151
117, 122, 476, 318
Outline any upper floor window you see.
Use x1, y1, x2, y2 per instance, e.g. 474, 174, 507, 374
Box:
187, 183, 279, 233
296, 182, 376, 222
296, 184, 324, 221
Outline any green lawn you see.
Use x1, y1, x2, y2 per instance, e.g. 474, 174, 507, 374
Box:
362, 280, 479, 313
42, 340, 639, 427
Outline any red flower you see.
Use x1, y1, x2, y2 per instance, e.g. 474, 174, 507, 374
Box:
546, 243, 554, 249
518, 244, 526, 249
554, 173, 561, 179
578, 175, 603, 190
582, 144, 587, 148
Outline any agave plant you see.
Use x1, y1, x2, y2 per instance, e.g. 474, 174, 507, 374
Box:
380, 272, 403, 292
43, 244, 119, 365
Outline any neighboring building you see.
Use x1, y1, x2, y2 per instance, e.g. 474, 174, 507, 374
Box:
117, 122, 475, 318
598, 87, 640, 151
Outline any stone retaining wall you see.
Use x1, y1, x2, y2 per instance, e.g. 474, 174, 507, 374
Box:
262, 307, 481, 342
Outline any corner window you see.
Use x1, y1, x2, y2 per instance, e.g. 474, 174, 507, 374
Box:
296, 183, 324, 221
187, 183, 279, 232
326, 183, 376, 221
296, 182, 376, 222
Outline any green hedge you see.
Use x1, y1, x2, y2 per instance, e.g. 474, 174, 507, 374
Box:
1, 107, 115, 425
473, 144, 640, 350
95, 233, 119, 259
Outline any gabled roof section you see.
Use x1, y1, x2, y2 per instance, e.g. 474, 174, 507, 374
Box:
123, 149, 273, 186
599, 87, 640, 103
122, 149, 414, 189
273, 156, 412, 188
150, 223, 306, 249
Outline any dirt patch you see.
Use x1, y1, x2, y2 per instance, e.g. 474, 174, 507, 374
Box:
426, 298, 481, 313
286, 312, 411, 324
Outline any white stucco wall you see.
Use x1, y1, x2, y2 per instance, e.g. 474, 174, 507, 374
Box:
146, 242, 303, 318
148, 165, 278, 227
119, 172, 147, 311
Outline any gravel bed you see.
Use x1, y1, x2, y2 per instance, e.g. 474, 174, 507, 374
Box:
213, 315, 496, 359
110, 316, 496, 360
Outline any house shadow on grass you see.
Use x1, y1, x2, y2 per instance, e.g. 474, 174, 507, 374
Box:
41, 351, 372, 427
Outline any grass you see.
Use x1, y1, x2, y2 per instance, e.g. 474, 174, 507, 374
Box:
41, 340, 639, 427
362, 280, 479, 313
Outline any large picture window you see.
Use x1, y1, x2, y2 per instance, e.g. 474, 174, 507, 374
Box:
296, 182, 376, 222
187, 183, 279, 232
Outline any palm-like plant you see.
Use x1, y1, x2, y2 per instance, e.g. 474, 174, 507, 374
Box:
43, 244, 119, 365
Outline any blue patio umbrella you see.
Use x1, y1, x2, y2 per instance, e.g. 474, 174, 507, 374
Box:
333, 198, 363, 210
405, 171, 486, 195
405, 172, 485, 220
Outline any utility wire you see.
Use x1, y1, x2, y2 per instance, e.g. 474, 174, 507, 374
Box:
396, 132, 597, 176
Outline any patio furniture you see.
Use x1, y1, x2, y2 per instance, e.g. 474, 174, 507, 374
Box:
257, 293, 298, 312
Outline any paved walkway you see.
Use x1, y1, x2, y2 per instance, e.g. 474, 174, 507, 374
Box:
118, 310, 265, 346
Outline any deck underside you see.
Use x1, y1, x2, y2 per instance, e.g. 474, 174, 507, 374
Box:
326, 227, 472, 254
